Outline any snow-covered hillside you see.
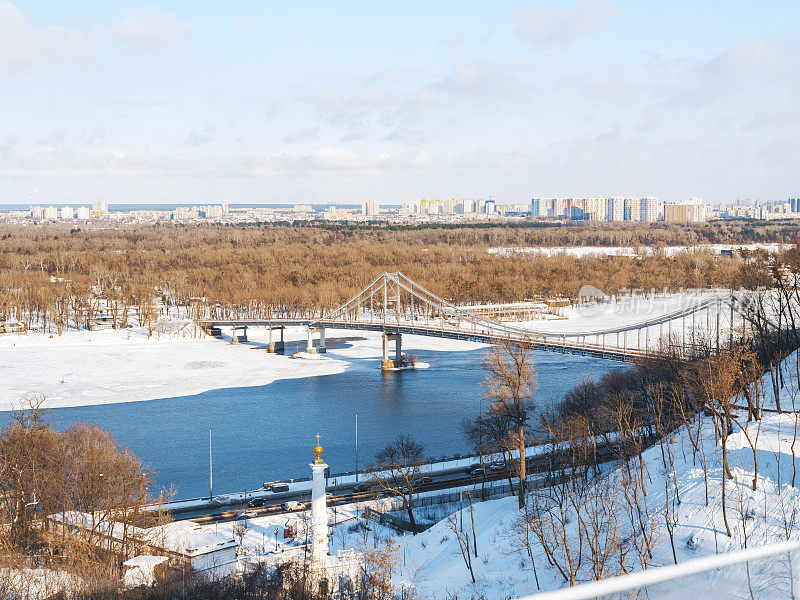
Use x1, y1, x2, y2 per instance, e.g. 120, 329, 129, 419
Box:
387, 351, 800, 598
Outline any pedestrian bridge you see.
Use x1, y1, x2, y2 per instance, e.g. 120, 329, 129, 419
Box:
198, 272, 750, 365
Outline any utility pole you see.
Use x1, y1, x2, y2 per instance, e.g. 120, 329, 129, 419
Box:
209, 427, 213, 499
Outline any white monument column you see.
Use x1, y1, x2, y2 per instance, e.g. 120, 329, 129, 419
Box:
310, 434, 329, 563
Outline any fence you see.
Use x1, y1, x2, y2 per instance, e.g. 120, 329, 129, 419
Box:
364, 482, 516, 533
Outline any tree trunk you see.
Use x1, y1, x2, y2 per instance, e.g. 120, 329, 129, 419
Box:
518, 423, 526, 509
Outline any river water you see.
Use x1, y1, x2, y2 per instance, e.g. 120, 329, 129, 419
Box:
9, 341, 618, 499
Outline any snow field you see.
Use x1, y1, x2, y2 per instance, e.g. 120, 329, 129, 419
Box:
0, 290, 720, 412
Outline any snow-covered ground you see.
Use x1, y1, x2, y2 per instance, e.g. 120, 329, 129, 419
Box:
381, 351, 800, 598
0, 290, 727, 412
0, 323, 483, 412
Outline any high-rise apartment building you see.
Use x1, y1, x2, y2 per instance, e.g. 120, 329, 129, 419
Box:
76, 206, 91, 219
531, 198, 552, 217
606, 197, 624, 221
664, 199, 708, 223
639, 197, 659, 222
584, 197, 607, 221
361, 199, 380, 217
60, 206, 74, 220
623, 197, 641, 221
92, 200, 108, 215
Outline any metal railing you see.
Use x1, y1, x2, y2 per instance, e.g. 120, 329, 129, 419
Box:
520, 540, 800, 600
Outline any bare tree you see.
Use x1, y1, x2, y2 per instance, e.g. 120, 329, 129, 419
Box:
480, 339, 536, 509
371, 435, 426, 534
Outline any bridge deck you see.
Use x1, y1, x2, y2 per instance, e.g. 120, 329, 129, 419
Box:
198, 318, 649, 362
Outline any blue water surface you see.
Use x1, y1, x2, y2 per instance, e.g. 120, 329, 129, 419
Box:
1, 341, 618, 499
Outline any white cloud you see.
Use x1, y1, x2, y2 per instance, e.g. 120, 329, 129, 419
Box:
106, 8, 193, 46
431, 60, 534, 102
0, 0, 94, 73
511, 0, 617, 46
253, 145, 434, 176
666, 38, 800, 108
185, 126, 217, 146
281, 127, 321, 144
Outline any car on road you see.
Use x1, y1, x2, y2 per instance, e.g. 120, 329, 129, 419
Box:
270, 483, 290, 493
353, 480, 376, 493
283, 500, 305, 511
247, 497, 267, 508
415, 476, 433, 486
236, 510, 257, 519
468, 461, 506, 475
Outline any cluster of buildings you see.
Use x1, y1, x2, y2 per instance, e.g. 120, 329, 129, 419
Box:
717, 198, 800, 221
171, 201, 229, 220
401, 198, 526, 217
29, 200, 109, 221
530, 197, 662, 222
5, 196, 800, 227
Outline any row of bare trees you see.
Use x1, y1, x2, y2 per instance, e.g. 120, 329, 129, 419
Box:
0, 396, 171, 585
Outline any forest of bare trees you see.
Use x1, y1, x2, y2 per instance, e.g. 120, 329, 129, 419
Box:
0, 222, 783, 334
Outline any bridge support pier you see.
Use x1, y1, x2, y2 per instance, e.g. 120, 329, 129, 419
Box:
230, 325, 248, 344
382, 332, 402, 370
267, 326, 285, 354
306, 327, 326, 354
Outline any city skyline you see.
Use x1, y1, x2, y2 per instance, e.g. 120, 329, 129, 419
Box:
1, 1, 798, 206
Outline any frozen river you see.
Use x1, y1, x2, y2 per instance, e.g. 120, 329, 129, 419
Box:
4, 339, 618, 499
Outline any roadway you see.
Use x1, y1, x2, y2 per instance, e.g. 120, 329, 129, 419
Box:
182, 443, 619, 526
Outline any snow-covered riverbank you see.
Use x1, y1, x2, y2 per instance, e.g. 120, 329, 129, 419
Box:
0, 324, 484, 412
0, 289, 718, 412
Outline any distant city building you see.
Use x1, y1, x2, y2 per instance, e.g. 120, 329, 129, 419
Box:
623, 198, 640, 221
92, 200, 108, 216
200, 205, 223, 218
76, 206, 91, 219
361, 199, 380, 217
60, 206, 74, 220
664, 199, 708, 223
605, 197, 623, 221
171, 206, 198, 220
293, 204, 313, 213
29, 205, 45, 219
323, 206, 356, 220
639, 197, 659, 222
221, 199, 229, 214
43, 206, 58, 220
584, 197, 607, 221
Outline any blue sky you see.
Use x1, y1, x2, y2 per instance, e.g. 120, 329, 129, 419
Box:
1, 1, 798, 205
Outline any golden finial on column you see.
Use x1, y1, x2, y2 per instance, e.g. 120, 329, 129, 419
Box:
313, 433, 324, 463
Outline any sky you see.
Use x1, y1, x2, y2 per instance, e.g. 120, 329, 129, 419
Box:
0, 1, 798, 206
